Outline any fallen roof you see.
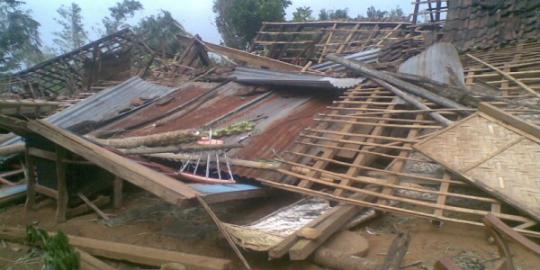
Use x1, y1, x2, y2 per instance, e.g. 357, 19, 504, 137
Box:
10, 29, 138, 97
1, 76, 175, 146
90, 80, 330, 180
252, 20, 409, 65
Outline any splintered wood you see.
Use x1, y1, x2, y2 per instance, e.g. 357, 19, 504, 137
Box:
252, 21, 409, 65
415, 103, 540, 221
258, 83, 540, 238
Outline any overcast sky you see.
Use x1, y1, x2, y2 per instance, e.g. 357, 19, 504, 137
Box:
23, 0, 412, 47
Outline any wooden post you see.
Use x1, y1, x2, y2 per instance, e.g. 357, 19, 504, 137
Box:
24, 147, 36, 211
55, 146, 68, 223
113, 177, 123, 209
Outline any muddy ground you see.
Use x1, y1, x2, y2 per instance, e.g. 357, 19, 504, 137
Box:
0, 188, 539, 270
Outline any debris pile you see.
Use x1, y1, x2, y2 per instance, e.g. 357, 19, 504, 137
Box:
0, 1, 539, 269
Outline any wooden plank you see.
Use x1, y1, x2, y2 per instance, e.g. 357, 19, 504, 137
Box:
197, 196, 251, 270
26, 120, 200, 204
0, 227, 231, 270
483, 214, 540, 255
55, 146, 68, 223
177, 36, 303, 72
78, 193, 110, 221
24, 147, 36, 210
78, 248, 118, 270
479, 102, 540, 139
288, 202, 363, 260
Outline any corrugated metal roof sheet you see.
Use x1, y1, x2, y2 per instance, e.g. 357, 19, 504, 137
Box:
311, 48, 380, 72
1, 76, 174, 146
47, 76, 174, 128
231, 67, 364, 89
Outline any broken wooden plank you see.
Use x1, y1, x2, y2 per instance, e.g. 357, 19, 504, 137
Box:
0, 227, 232, 270
26, 120, 200, 204
78, 193, 110, 221
380, 232, 410, 270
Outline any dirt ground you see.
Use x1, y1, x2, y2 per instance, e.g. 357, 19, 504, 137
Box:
0, 189, 539, 270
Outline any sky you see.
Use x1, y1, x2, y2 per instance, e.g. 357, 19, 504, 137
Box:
23, 0, 412, 48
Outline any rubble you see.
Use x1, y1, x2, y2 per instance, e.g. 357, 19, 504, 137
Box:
0, 1, 539, 269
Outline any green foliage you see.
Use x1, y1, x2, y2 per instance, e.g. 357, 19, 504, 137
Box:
213, 0, 291, 49
363, 5, 406, 20
213, 121, 255, 137
292, 6, 314, 22
102, 0, 143, 35
53, 3, 88, 53
135, 10, 188, 58
318, 8, 350, 20
0, 0, 42, 73
26, 226, 80, 270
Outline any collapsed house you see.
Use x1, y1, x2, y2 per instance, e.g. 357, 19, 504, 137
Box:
0, 1, 539, 269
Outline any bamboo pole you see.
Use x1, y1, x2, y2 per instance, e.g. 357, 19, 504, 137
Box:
326, 54, 470, 115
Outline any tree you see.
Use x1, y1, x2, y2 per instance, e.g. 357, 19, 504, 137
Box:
365, 5, 406, 20
102, 0, 143, 35
53, 3, 88, 53
214, 0, 291, 49
318, 8, 349, 20
292, 6, 313, 22
0, 0, 42, 73
388, 6, 405, 20
366, 6, 387, 19
136, 10, 188, 58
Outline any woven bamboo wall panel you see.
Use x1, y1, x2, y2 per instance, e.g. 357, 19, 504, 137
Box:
414, 115, 521, 171
466, 138, 540, 216
415, 113, 540, 220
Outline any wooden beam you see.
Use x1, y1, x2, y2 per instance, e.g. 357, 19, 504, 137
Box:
78, 193, 110, 221
177, 35, 304, 72
288, 202, 363, 260
24, 147, 36, 210
479, 102, 540, 139
0, 227, 231, 270
483, 214, 540, 255
197, 196, 252, 270
55, 146, 68, 223
26, 120, 200, 205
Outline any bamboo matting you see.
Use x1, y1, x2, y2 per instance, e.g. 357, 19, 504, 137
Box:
415, 110, 540, 221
